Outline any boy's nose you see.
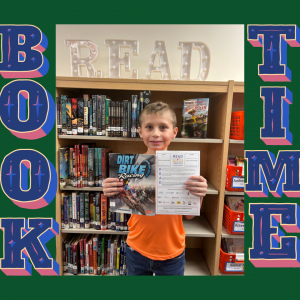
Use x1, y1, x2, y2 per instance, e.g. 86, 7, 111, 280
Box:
152, 127, 160, 137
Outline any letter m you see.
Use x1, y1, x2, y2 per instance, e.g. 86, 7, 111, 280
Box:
245, 150, 300, 197
0, 218, 59, 275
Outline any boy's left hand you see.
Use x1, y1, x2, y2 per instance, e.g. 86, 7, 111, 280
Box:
185, 175, 208, 198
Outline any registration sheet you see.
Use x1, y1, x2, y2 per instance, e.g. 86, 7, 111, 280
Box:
155, 151, 201, 215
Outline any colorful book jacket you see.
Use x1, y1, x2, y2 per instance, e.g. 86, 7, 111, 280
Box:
109, 153, 156, 216
181, 98, 209, 139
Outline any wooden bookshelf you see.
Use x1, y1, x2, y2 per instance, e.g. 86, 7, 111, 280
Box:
56, 77, 244, 276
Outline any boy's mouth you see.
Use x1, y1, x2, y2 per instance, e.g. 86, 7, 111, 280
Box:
150, 141, 162, 144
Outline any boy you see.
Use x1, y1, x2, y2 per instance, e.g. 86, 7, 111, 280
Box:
103, 101, 208, 275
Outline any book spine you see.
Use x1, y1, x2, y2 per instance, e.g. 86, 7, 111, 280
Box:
76, 195, 80, 228
66, 97, 72, 135
80, 145, 83, 187
123, 100, 127, 137
74, 145, 78, 187
124, 214, 128, 231
89, 99, 93, 136
93, 236, 98, 275
143, 90, 151, 107
102, 95, 106, 135
79, 239, 84, 274
131, 95, 137, 137
72, 192, 77, 225
63, 242, 66, 272
69, 148, 73, 186
80, 193, 85, 228
98, 148, 102, 187
136, 98, 140, 137
56, 97, 61, 135
88, 148, 95, 187
95, 192, 101, 230
59, 148, 64, 188
116, 213, 120, 231
106, 98, 110, 136
112, 101, 115, 137
120, 213, 124, 231
88, 239, 93, 274
120, 240, 124, 275
101, 237, 105, 275
107, 207, 111, 229
120, 102, 123, 138
101, 194, 107, 230
68, 195, 73, 228
104, 238, 107, 275
85, 145, 88, 187
77, 98, 84, 135
107, 239, 111, 274
71, 98, 78, 135
140, 91, 144, 112
72, 148, 76, 187
89, 193, 94, 228
95, 148, 99, 187
69, 244, 73, 273
117, 101, 120, 137
61, 192, 64, 229
108, 101, 112, 137
84, 238, 88, 273
113, 239, 117, 275
101, 148, 106, 180
84, 192, 90, 228
124, 243, 127, 276
97, 236, 101, 275
127, 101, 131, 137
61, 95, 67, 135
93, 194, 96, 229
63, 196, 69, 229
83, 94, 89, 135
96, 95, 102, 136
92, 95, 97, 135
72, 244, 77, 275
110, 242, 114, 275
111, 212, 116, 230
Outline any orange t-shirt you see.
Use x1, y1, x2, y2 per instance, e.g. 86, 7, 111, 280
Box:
126, 214, 186, 260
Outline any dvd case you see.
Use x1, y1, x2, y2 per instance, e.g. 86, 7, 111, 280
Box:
181, 98, 209, 138
109, 153, 155, 216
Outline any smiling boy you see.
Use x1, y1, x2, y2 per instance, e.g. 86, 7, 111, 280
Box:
103, 101, 208, 275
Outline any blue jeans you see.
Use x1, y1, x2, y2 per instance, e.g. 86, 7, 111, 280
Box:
127, 246, 185, 276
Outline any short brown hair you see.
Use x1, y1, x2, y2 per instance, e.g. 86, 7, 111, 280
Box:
139, 101, 177, 128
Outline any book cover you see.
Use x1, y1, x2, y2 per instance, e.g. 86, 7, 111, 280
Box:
110, 212, 116, 231
76, 195, 80, 228
63, 195, 69, 229
88, 148, 95, 187
95, 192, 101, 230
106, 98, 110, 136
84, 192, 90, 228
181, 98, 209, 138
127, 102, 131, 137
98, 148, 102, 187
101, 194, 107, 230
109, 153, 156, 216
69, 148, 74, 186
136, 98, 140, 138
89, 98, 93, 136
77, 98, 84, 135
95, 148, 99, 186
83, 94, 89, 135
80, 193, 85, 228
102, 95, 106, 136
89, 193, 94, 228
88, 236, 93, 274
108, 100, 112, 137
97, 95, 102, 136
120, 101, 123, 137
93, 235, 98, 275
56, 97, 61, 135
92, 95, 97, 135
123, 100, 128, 137
143, 90, 151, 107
72, 192, 77, 225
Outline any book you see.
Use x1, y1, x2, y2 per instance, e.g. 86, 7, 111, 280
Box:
181, 98, 209, 138
143, 90, 151, 107
59, 147, 69, 188
92, 95, 97, 135
131, 95, 137, 137
224, 238, 244, 261
89, 98, 93, 136
84, 192, 90, 228
77, 98, 84, 135
225, 196, 244, 212
127, 101, 131, 137
88, 148, 95, 187
83, 95, 89, 135
102, 95, 106, 136
61, 95, 67, 135
106, 98, 110, 136
109, 153, 156, 216
71, 98, 78, 135
101, 194, 107, 230
97, 95, 102, 136
123, 100, 128, 137
56, 97, 61, 135
66, 97, 72, 135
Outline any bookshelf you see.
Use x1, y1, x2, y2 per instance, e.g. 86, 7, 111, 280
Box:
56, 77, 244, 276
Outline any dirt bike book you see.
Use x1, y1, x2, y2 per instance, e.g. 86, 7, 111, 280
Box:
109, 153, 155, 216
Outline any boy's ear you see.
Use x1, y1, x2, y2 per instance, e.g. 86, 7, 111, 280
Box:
173, 127, 178, 138
138, 126, 143, 138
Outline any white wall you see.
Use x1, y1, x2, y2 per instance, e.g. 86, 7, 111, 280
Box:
56, 25, 244, 82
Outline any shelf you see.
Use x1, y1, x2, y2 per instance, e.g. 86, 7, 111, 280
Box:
184, 249, 210, 276
224, 190, 244, 196
58, 135, 223, 144
218, 269, 244, 276
61, 228, 128, 235
57, 76, 229, 93
221, 225, 244, 239
60, 181, 217, 194
229, 139, 244, 144
60, 187, 103, 191
61, 214, 215, 237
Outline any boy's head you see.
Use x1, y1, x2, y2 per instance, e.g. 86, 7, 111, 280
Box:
138, 101, 178, 154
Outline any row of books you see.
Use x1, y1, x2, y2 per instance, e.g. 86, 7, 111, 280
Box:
63, 234, 128, 276
221, 238, 244, 261
61, 191, 130, 231
56, 91, 151, 137
59, 145, 110, 188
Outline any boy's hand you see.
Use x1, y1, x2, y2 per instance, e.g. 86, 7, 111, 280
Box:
103, 178, 124, 197
185, 175, 208, 198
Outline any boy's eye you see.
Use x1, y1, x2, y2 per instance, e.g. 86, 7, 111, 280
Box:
146, 125, 152, 129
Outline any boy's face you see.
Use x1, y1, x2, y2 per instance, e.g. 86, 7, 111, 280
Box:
138, 111, 178, 154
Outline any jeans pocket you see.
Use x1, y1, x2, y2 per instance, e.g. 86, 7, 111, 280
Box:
128, 246, 135, 252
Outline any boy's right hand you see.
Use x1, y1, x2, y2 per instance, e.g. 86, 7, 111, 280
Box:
103, 178, 124, 197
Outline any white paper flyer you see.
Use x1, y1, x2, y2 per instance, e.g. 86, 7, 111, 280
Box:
155, 151, 201, 215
